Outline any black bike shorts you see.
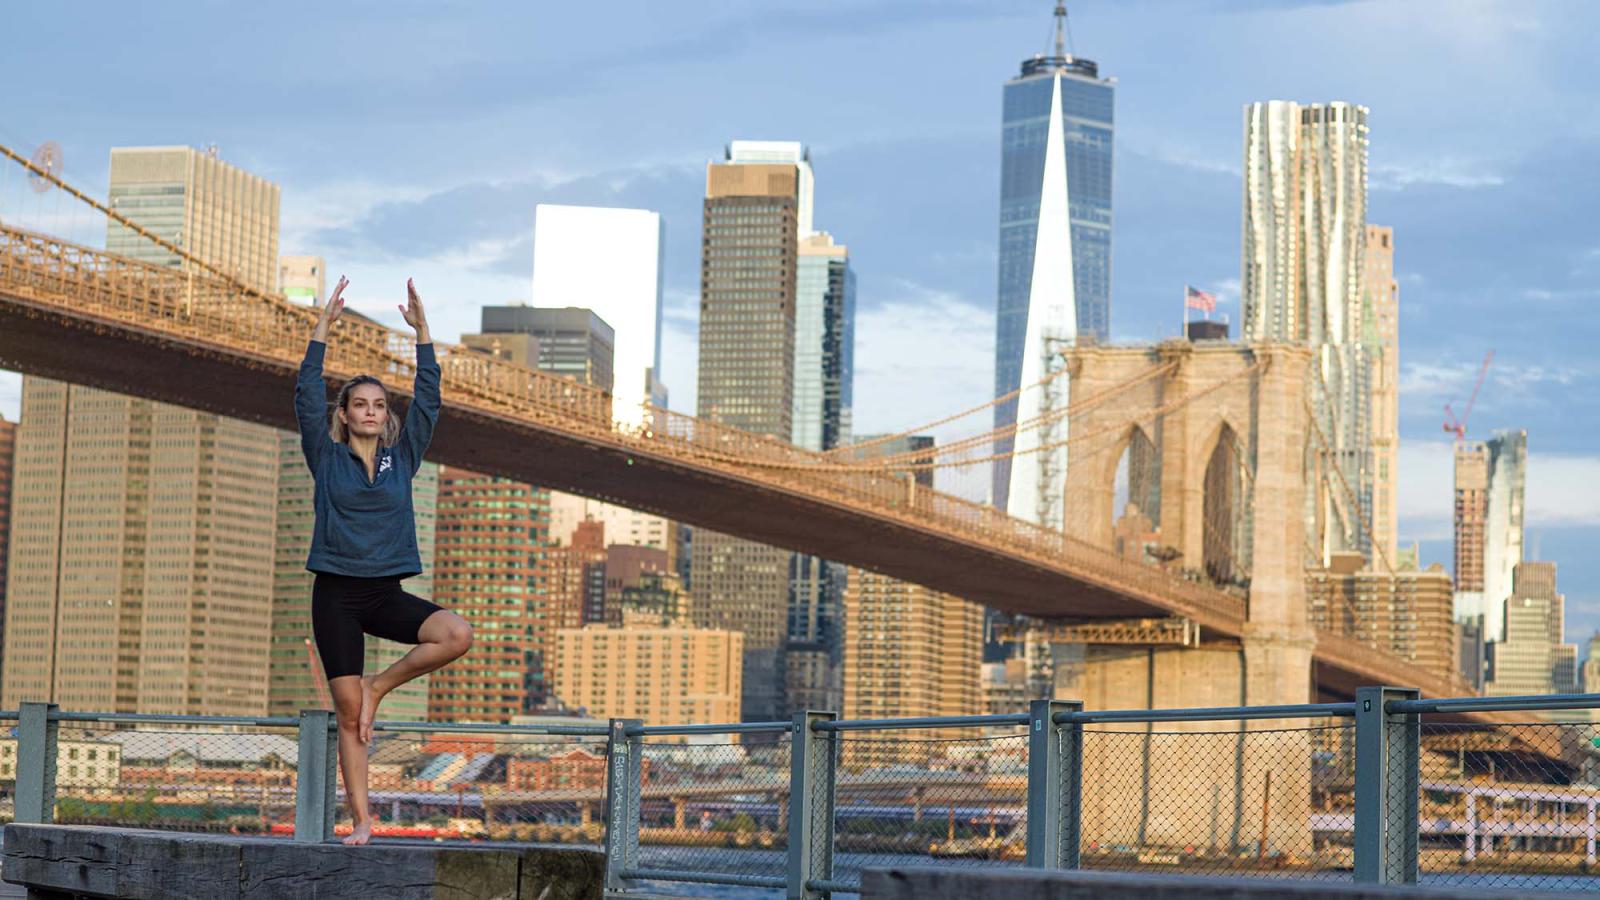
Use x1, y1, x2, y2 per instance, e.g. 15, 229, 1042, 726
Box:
311, 573, 443, 680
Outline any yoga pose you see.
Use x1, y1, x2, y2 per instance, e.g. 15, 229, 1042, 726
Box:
294, 276, 473, 845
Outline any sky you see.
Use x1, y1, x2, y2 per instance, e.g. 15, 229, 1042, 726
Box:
2, 0, 1597, 632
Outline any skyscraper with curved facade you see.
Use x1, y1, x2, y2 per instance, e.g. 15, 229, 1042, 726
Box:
992, 9, 1114, 524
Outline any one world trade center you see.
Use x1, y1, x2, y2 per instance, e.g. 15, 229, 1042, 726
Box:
992, 2, 1114, 526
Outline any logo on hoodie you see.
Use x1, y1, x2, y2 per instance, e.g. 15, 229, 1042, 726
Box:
378, 454, 392, 475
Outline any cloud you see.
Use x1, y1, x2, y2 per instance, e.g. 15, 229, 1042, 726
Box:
1399, 359, 1582, 404
1371, 160, 1506, 191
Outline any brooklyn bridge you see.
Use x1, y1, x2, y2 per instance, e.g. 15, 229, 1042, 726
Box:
0, 142, 1486, 723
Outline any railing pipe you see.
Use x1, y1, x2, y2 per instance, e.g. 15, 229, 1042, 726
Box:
816, 713, 1030, 732
628, 721, 790, 737
621, 869, 787, 889
1389, 693, 1600, 715
374, 719, 608, 737
1059, 702, 1356, 725
53, 710, 298, 728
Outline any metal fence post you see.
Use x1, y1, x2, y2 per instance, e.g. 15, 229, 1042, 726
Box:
1026, 698, 1083, 869
294, 709, 337, 843
787, 710, 837, 899
15, 701, 59, 824
603, 718, 643, 892
1354, 686, 1420, 884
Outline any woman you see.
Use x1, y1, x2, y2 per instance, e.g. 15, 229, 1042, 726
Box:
295, 275, 473, 845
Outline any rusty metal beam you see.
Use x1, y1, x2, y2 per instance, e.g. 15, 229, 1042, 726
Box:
993, 617, 1199, 647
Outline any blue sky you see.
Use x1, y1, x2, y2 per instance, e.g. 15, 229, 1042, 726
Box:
2, 0, 1597, 632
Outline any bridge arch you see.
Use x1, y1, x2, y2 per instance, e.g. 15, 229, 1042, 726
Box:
1107, 424, 1161, 549
1199, 421, 1250, 587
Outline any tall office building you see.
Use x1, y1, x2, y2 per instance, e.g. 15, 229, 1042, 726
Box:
841, 568, 983, 725
3, 148, 282, 716
1306, 553, 1455, 685
1240, 100, 1373, 562
278, 255, 326, 307
428, 468, 553, 723
0, 413, 15, 678
542, 521, 605, 705
693, 142, 806, 721
1365, 226, 1399, 566
697, 142, 802, 435
554, 624, 743, 729
269, 433, 437, 720
785, 232, 857, 714
793, 232, 854, 452
106, 146, 280, 290
3, 383, 279, 714
1583, 635, 1600, 724
530, 205, 668, 424
1452, 431, 1526, 643
1485, 562, 1575, 697
992, 5, 1114, 523
477, 305, 615, 393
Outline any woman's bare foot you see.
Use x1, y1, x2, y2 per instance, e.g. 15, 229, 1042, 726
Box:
342, 818, 373, 846
358, 676, 379, 744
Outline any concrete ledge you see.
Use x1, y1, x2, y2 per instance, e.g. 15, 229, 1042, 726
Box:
2, 824, 602, 899
861, 866, 1573, 898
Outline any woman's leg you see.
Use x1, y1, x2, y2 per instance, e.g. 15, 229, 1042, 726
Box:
361, 609, 473, 742
329, 675, 374, 845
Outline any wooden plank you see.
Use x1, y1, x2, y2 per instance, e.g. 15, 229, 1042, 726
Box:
1, 825, 602, 899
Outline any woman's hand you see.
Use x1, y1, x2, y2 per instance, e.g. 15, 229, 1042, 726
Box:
399, 277, 430, 344
312, 275, 348, 342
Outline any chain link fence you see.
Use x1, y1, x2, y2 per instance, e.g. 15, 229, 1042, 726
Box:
827, 728, 1029, 887
1415, 719, 1600, 892
17, 701, 1600, 895
31, 722, 300, 835
1078, 721, 1353, 879
360, 730, 609, 843
633, 735, 791, 884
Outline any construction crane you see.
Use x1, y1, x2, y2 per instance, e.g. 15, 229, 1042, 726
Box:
1443, 350, 1494, 441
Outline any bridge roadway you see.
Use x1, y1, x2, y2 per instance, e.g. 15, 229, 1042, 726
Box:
0, 224, 1465, 704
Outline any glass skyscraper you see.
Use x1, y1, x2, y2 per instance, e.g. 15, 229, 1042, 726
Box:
787, 231, 855, 713
793, 232, 855, 453
992, 25, 1114, 522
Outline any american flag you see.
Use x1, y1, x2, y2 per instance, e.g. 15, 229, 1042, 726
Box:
1184, 285, 1217, 313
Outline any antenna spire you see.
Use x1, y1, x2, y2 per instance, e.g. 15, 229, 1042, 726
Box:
1054, 1, 1067, 59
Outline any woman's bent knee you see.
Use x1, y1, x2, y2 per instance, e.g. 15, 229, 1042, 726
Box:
449, 620, 473, 656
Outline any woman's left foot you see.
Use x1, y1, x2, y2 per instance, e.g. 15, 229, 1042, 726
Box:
358, 676, 379, 744
343, 819, 374, 846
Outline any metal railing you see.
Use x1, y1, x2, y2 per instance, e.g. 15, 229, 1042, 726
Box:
8, 690, 1600, 896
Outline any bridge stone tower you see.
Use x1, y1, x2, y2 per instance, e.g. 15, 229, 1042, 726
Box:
1055, 339, 1317, 858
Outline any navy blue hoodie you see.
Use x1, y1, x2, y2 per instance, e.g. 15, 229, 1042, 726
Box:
294, 339, 440, 578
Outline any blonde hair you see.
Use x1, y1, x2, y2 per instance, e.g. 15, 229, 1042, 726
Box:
329, 375, 402, 447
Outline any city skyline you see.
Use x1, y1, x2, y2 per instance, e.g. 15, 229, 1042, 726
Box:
0, 0, 1596, 632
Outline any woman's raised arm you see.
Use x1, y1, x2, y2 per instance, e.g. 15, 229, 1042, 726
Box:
398, 278, 439, 472
295, 276, 349, 468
